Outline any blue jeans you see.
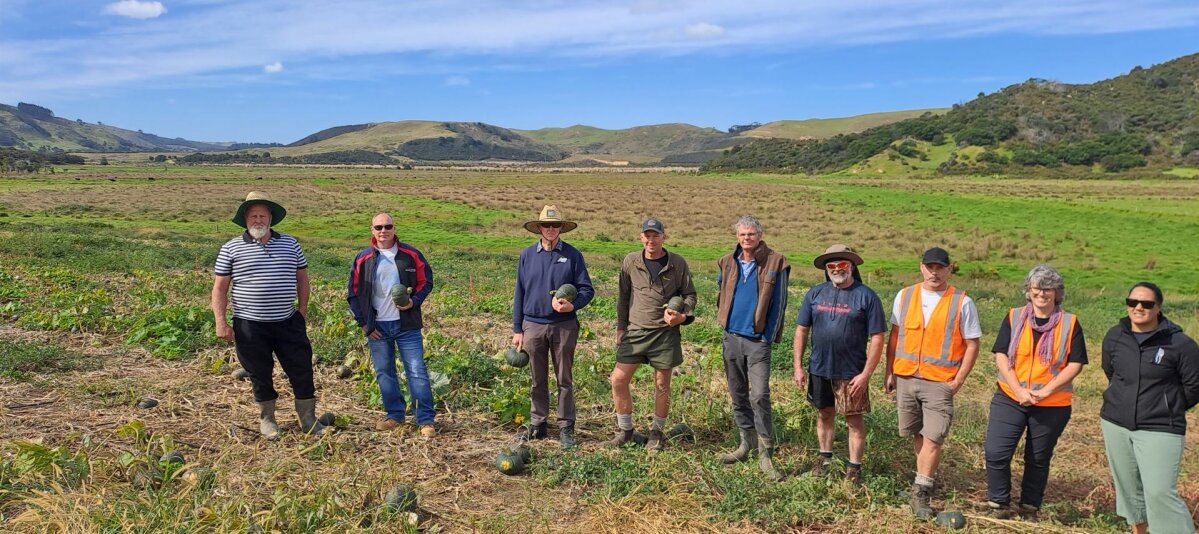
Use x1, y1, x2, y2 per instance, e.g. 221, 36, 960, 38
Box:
367, 322, 435, 425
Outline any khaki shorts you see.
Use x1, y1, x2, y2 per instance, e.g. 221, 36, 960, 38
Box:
807, 375, 871, 416
616, 327, 683, 370
896, 376, 955, 444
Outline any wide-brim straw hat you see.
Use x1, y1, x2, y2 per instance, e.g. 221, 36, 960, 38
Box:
523, 205, 577, 234
232, 191, 287, 228
813, 243, 864, 269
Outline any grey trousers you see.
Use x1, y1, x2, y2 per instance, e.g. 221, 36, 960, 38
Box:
523, 319, 578, 428
722, 331, 774, 437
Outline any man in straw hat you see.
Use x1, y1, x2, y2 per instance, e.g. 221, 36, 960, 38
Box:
513, 205, 594, 448
609, 217, 696, 453
211, 192, 326, 439
793, 244, 886, 486
714, 215, 790, 480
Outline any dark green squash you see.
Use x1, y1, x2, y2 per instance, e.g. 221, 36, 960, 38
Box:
549, 283, 577, 302
663, 295, 685, 312
495, 447, 525, 475
935, 510, 966, 529
383, 484, 418, 512
390, 285, 412, 308
505, 347, 530, 368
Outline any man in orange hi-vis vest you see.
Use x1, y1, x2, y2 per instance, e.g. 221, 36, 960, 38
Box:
884, 247, 982, 520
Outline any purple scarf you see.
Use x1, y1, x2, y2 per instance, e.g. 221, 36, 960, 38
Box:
1006, 303, 1062, 369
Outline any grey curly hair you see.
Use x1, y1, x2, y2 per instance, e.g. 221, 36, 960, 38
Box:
732, 215, 762, 235
1023, 264, 1065, 304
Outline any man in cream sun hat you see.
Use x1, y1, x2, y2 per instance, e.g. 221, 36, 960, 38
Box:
512, 205, 593, 448
212, 191, 327, 439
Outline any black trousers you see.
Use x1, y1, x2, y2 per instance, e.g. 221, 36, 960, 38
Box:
984, 389, 1072, 508
233, 313, 316, 402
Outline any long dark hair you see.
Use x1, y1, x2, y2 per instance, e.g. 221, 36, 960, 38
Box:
1129, 281, 1164, 318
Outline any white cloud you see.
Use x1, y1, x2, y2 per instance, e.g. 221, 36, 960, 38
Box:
103, 0, 166, 19
444, 75, 470, 86
4, 0, 1199, 97
684, 22, 725, 39
263, 61, 284, 73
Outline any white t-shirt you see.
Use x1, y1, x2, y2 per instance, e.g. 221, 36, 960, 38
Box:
890, 287, 982, 340
371, 245, 402, 322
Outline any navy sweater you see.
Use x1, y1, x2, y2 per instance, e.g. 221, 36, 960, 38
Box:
513, 240, 594, 332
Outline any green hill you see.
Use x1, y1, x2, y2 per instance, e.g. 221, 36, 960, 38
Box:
742, 109, 948, 140
704, 52, 1199, 174
516, 123, 736, 162
264, 121, 567, 162
0, 102, 228, 152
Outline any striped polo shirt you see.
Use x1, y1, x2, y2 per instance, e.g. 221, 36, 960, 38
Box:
214, 230, 307, 321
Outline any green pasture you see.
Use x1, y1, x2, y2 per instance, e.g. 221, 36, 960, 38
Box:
0, 165, 1196, 532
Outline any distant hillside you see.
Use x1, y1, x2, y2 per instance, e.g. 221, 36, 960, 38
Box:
0, 102, 229, 152
742, 109, 948, 140
516, 123, 739, 162
264, 121, 566, 162
705, 52, 1199, 174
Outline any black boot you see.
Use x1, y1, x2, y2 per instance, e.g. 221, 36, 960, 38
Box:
526, 422, 548, 440
559, 425, 577, 449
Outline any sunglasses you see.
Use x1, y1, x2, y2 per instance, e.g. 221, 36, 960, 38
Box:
1125, 298, 1157, 310
540, 222, 563, 229
372, 224, 394, 231
825, 260, 852, 271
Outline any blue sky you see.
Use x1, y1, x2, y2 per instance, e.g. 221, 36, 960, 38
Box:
2, 0, 1198, 143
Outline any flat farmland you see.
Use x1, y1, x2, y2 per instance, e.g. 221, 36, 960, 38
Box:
0, 165, 1197, 533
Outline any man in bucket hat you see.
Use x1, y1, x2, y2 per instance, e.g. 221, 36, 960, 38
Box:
211, 192, 326, 439
792, 244, 886, 486
513, 205, 593, 448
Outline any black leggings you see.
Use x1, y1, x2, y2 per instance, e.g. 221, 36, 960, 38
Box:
984, 389, 1072, 508
233, 313, 315, 402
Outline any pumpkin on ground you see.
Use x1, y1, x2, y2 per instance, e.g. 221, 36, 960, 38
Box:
934, 510, 966, 529
336, 365, 353, 379
383, 484, 418, 512
495, 447, 525, 475
666, 423, 694, 443
549, 283, 577, 302
231, 368, 250, 380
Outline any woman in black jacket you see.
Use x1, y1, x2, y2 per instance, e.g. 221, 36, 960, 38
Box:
1100, 282, 1199, 534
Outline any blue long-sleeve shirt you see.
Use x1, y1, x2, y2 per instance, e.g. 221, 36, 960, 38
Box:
513, 239, 594, 332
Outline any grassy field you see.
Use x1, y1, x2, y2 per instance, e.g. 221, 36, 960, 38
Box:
744, 109, 948, 140
0, 165, 1197, 533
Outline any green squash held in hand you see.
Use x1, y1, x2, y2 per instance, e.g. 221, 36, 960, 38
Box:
390, 285, 413, 308
505, 347, 530, 368
549, 283, 577, 303
663, 295, 685, 312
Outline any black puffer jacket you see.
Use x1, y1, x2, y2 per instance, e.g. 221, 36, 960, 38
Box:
1100, 316, 1199, 435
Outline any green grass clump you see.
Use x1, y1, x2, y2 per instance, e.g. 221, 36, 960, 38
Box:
0, 339, 97, 380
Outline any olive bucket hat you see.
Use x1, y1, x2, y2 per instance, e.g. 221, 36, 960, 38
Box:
523, 205, 577, 234
813, 243, 864, 269
232, 191, 286, 228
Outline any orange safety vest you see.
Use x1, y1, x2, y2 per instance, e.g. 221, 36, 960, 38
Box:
893, 284, 968, 382
996, 308, 1077, 407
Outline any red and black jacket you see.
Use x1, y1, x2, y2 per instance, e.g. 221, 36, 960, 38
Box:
346, 239, 433, 334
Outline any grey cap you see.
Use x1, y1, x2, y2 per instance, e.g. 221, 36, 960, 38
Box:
640, 218, 665, 234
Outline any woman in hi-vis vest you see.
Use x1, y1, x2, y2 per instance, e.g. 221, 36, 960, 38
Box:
982, 264, 1087, 519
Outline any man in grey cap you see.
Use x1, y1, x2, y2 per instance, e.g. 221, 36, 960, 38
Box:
715, 215, 790, 480
211, 192, 326, 439
792, 244, 886, 486
610, 217, 697, 452
885, 246, 981, 519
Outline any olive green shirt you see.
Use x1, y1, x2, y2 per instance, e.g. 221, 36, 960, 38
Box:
617, 249, 698, 331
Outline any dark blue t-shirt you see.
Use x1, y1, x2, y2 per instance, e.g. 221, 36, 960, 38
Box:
796, 281, 886, 379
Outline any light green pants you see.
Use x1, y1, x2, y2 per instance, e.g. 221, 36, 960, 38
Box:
1101, 419, 1197, 534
